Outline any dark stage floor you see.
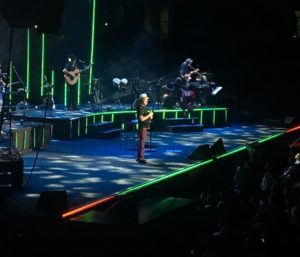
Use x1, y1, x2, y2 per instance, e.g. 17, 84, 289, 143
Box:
3, 120, 286, 216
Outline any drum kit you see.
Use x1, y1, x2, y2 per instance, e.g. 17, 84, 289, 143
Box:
160, 70, 221, 108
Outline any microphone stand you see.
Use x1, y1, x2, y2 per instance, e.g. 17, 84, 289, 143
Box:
0, 28, 14, 154
12, 65, 28, 120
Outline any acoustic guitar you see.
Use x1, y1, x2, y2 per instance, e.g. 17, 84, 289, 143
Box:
64, 64, 92, 86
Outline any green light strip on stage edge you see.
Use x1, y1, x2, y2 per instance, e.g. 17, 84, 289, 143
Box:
51, 70, 55, 95
64, 82, 67, 106
9, 61, 13, 101
24, 130, 27, 150
88, 0, 96, 94
40, 34, 45, 96
83, 108, 228, 117
85, 117, 88, 134
117, 159, 214, 196
33, 128, 36, 148
62, 128, 287, 218
117, 131, 284, 196
258, 132, 283, 143
15, 132, 18, 149
200, 110, 203, 125
26, 29, 30, 99
78, 119, 81, 137
213, 110, 216, 126
77, 78, 81, 106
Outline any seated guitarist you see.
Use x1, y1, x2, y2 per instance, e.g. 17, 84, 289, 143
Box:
63, 54, 79, 111
179, 58, 200, 82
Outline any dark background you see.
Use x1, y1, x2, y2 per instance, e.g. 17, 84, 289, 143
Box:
0, 0, 299, 119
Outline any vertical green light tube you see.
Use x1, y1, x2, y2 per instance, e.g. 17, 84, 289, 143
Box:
9, 61, 13, 101
88, 0, 96, 94
213, 110, 216, 126
77, 78, 81, 106
26, 29, 30, 99
64, 82, 67, 106
40, 33, 45, 96
51, 70, 55, 95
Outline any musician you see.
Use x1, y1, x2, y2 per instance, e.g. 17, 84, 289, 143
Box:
0, 65, 7, 112
180, 83, 196, 123
63, 54, 79, 111
179, 58, 197, 81
136, 93, 154, 165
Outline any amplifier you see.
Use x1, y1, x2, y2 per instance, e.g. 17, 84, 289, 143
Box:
0, 146, 24, 190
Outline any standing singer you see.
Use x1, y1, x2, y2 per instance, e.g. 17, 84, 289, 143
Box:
136, 93, 153, 165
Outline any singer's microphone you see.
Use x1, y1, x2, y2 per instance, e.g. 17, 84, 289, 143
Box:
79, 60, 85, 63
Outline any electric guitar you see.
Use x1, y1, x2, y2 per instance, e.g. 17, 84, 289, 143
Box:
64, 64, 92, 86
183, 68, 200, 81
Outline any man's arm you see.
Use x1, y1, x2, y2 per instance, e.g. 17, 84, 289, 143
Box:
139, 111, 153, 122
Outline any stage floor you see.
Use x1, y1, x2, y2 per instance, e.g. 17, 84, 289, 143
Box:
4, 120, 286, 215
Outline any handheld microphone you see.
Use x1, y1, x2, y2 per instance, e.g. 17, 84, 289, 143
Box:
79, 60, 85, 63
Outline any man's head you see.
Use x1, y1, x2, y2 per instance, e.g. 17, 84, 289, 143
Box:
185, 58, 193, 64
139, 93, 149, 104
68, 54, 77, 63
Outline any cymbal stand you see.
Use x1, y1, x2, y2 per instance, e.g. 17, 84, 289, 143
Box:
11, 65, 29, 120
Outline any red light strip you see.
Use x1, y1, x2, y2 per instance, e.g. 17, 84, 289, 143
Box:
286, 124, 300, 134
62, 195, 116, 219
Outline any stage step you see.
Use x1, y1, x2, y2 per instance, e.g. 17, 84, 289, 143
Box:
88, 121, 114, 134
166, 124, 204, 133
164, 117, 198, 125
95, 128, 121, 139
88, 121, 121, 138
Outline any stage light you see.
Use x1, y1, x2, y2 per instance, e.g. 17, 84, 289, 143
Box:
112, 78, 121, 86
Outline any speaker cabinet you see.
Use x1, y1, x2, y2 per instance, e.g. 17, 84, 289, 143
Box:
211, 138, 225, 156
36, 190, 68, 216
187, 144, 211, 161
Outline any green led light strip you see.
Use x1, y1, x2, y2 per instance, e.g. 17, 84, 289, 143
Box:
77, 78, 81, 106
62, 125, 287, 219
40, 34, 45, 96
9, 61, 13, 101
64, 82, 67, 106
88, 0, 96, 94
26, 29, 30, 99
51, 70, 55, 95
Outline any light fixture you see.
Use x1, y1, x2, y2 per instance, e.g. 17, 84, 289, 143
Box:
112, 78, 128, 93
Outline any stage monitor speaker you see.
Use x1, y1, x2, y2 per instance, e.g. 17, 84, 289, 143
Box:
0, 0, 65, 34
0, 146, 24, 190
187, 144, 211, 161
36, 190, 68, 216
211, 138, 225, 156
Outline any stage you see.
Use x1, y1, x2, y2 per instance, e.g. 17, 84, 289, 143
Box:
3, 119, 286, 215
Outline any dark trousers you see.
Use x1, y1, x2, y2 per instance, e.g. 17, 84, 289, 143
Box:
137, 128, 148, 161
67, 84, 78, 109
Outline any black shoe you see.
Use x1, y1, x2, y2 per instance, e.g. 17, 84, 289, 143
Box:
138, 159, 147, 164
